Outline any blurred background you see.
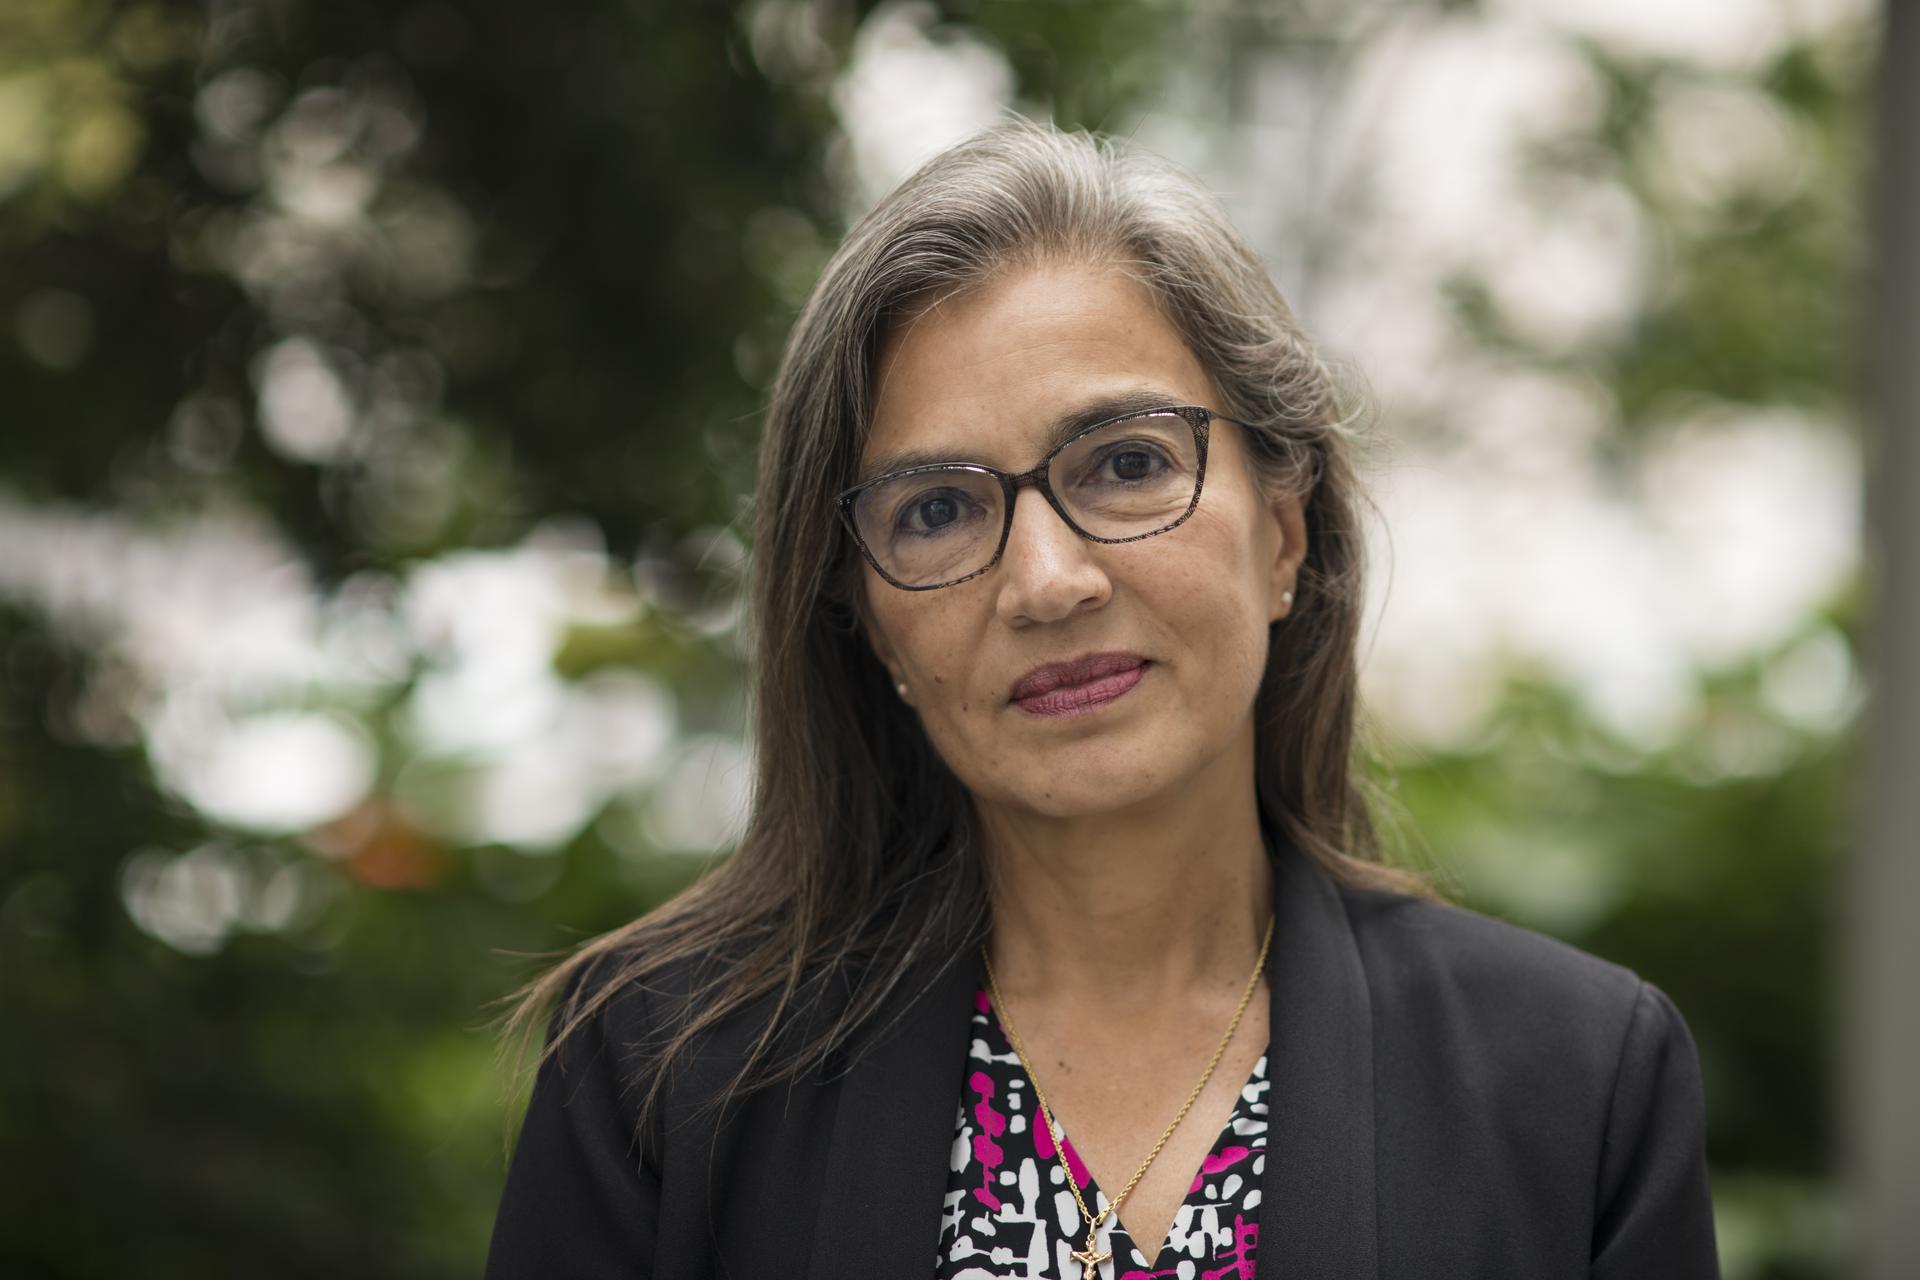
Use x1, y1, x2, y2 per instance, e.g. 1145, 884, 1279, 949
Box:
0, 0, 1906, 1275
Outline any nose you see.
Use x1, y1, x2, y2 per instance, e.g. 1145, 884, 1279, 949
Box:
993, 485, 1111, 625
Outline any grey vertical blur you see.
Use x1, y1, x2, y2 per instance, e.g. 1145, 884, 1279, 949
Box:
1855, 1, 1920, 1273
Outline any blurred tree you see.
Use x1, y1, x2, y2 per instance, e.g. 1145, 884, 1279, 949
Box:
1362, 19, 1872, 1276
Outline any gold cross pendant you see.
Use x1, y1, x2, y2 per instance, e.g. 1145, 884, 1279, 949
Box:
1069, 1240, 1110, 1280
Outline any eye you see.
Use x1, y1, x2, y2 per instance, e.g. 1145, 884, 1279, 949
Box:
892, 486, 983, 538
1086, 440, 1172, 485
1106, 447, 1161, 482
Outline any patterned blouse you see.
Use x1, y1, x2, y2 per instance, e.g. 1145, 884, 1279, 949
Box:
935, 984, 1270, 1279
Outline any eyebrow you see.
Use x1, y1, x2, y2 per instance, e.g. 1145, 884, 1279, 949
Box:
854, 389, 1190, 487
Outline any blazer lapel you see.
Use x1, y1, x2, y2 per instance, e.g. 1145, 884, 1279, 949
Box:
1258, 834, 1381, 1278
805, 939, 984, 1280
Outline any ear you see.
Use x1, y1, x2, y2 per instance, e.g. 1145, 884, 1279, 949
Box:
1267, 490, 1309, 623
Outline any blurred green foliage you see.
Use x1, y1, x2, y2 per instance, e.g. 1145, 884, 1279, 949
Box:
0, 0, 1868, 1276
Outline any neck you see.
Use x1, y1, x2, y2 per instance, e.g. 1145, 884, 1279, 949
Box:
974, 744, 1276, 1016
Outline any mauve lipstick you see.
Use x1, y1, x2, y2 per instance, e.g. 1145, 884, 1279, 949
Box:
1009, 652, 1150, 718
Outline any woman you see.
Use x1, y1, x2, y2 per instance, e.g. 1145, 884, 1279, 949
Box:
484, 120, 1720, 1279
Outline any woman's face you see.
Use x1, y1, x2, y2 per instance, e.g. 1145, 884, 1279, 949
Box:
856, 260, 1307, 821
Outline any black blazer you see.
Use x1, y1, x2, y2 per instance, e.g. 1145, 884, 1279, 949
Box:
485, 840, 1721, 1278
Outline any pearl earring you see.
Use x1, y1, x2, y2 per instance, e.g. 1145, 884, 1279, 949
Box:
896, 681, 910, 700
1281, 589, 1294, 608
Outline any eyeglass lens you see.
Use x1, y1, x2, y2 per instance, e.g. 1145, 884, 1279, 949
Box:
849, 412, 1201, 588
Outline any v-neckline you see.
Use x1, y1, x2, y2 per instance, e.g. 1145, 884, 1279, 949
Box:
1057, 1050, 1268, 1275
981, 988, 1271, 1276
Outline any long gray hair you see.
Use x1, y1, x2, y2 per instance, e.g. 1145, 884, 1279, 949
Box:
494, 117, 1437, 1147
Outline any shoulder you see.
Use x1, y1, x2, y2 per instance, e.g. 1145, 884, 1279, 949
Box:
1334, 883, 1670, 1092
555, 939, 850, 1104
1331, 881, 1720, 1269
1338, 883, 1642, 1013
556, 942, 745, 1057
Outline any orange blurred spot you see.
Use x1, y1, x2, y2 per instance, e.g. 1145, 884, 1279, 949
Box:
307, 797, 450, 890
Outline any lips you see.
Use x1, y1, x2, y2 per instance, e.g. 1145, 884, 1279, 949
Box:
1009, 652, 1148, 702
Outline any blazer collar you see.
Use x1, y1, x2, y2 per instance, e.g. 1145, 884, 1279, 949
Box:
805, 832, 1378, 1280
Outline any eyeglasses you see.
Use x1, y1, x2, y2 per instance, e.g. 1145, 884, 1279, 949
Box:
837, 404, 1220, 591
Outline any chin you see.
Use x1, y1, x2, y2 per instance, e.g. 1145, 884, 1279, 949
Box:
1000, 751, 1173, 818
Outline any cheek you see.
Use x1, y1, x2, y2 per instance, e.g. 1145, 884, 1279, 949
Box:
1137, 511, 1274, 682
871, 597, 973, 696
1144, 504, 1267, 613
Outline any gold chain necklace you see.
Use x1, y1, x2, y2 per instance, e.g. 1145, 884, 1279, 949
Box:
979, 912, 1275, 1280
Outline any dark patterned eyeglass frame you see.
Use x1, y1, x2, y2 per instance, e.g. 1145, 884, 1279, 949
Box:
836, 404, 1222, 592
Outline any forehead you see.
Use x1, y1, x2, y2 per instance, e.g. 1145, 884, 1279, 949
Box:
858, 262, 1220, 479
